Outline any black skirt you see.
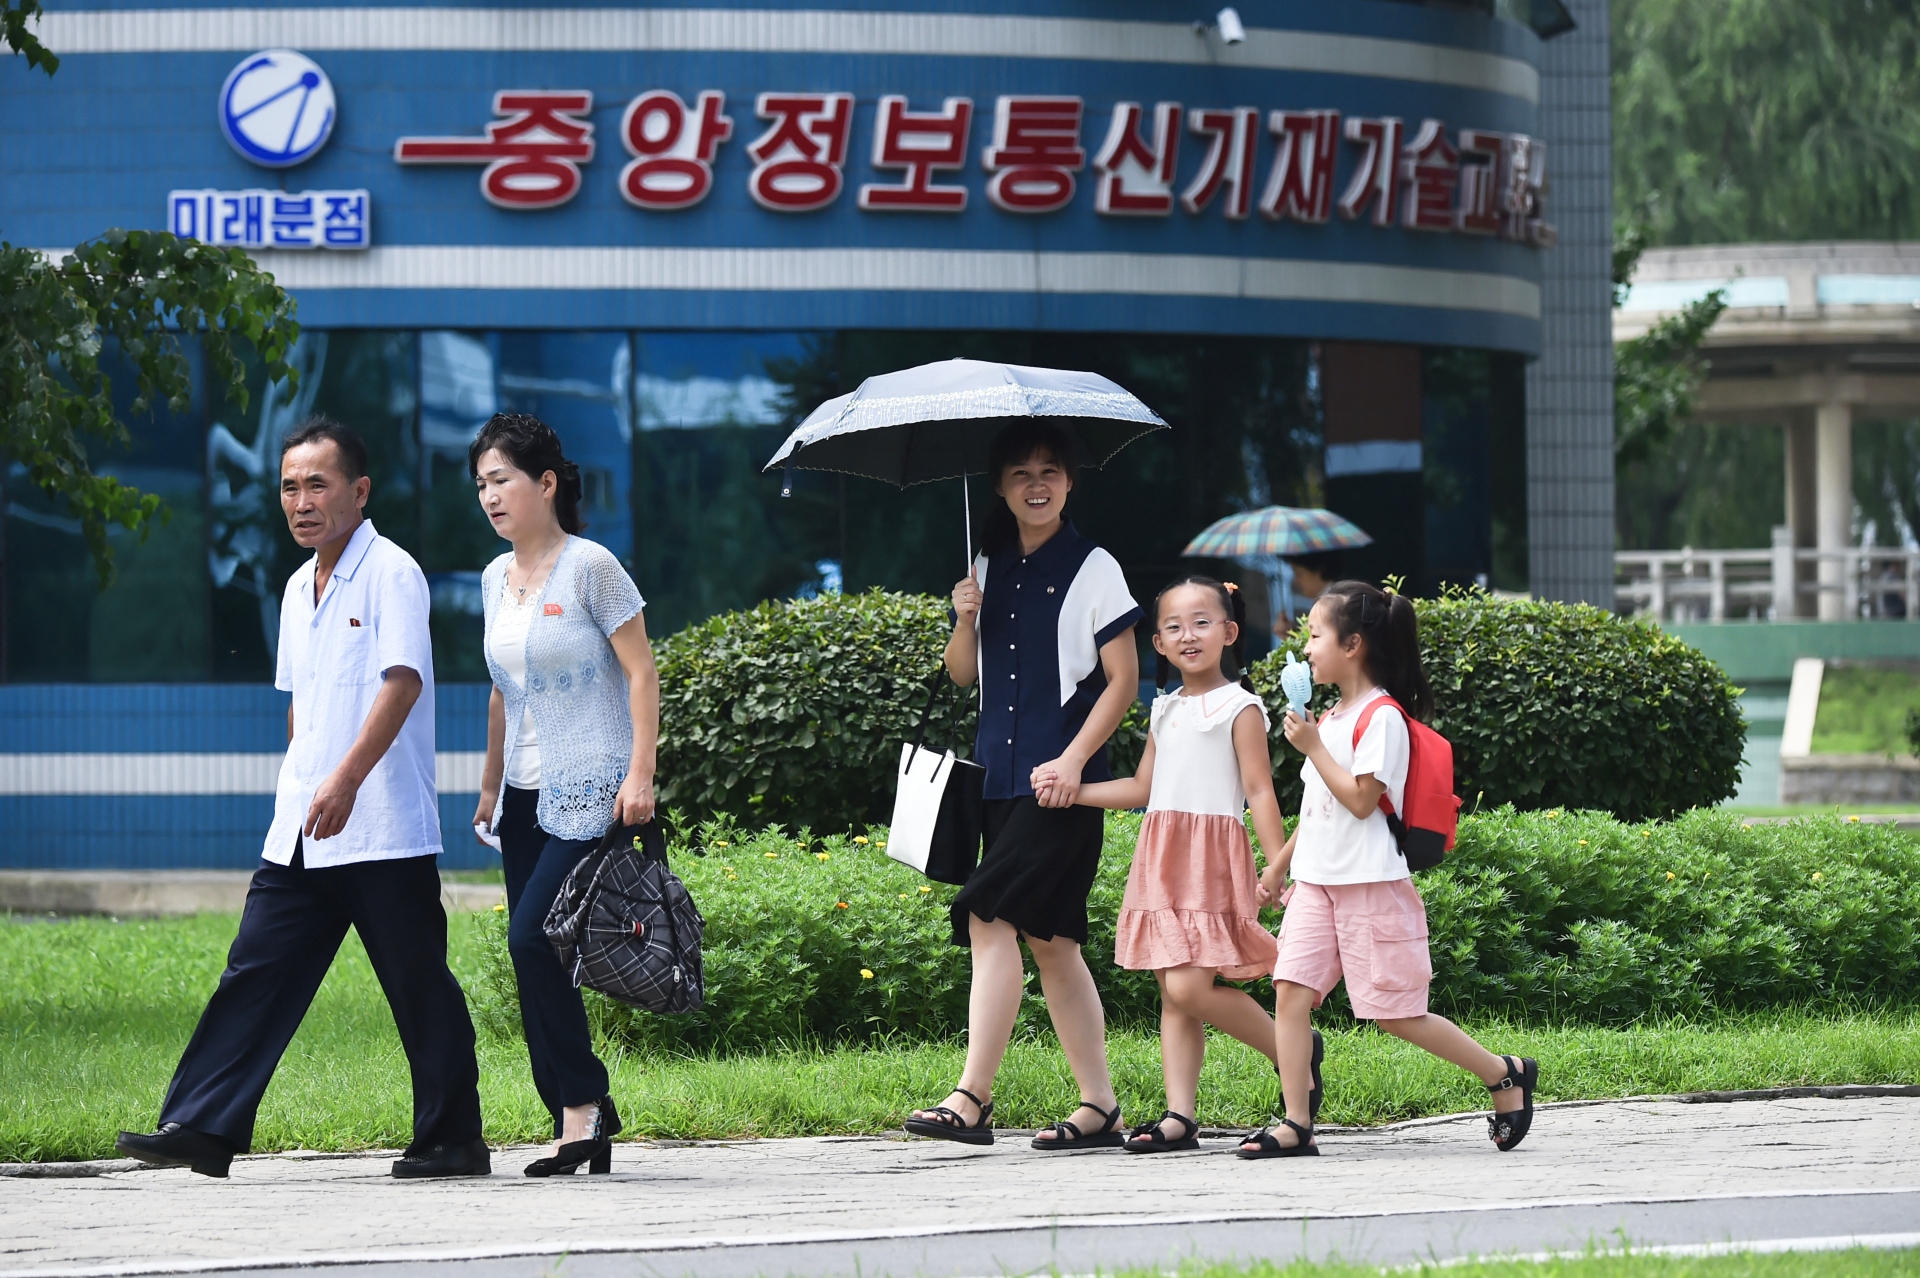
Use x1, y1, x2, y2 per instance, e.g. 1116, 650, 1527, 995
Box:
949, 798, 1106, 947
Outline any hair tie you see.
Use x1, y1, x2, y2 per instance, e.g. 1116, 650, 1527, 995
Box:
1223, 581, 1238, 593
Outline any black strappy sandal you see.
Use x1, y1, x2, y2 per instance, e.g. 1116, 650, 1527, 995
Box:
1273, 1028, 1326, 1121
904, 1087, 994, 1146
1487, 1055, 1539, 1152
1030, 1100, 1124, 1151
1124, 1110, 1199, 1154
1236, 1116, 1318, 1159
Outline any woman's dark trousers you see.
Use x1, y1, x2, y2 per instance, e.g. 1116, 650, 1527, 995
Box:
499, 785, 611, 1137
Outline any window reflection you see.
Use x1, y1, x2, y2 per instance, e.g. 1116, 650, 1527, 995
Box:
636, 333, 798, 431
2, 326, 1525, 684
632, 333, 822, 635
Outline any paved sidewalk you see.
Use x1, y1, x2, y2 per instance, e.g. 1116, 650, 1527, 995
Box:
3, 1097, 1917, 1278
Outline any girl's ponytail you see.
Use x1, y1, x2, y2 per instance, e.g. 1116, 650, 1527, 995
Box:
1224, 582, 1255, 694
1319, 580, 1433, 721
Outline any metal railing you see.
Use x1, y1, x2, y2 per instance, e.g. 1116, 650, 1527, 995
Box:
1615, 532, 1920, 623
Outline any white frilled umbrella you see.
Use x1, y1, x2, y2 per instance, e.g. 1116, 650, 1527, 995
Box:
764, 358, 1168, 566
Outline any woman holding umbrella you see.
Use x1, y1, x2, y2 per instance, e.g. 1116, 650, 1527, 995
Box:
906, 420, 1143, 1150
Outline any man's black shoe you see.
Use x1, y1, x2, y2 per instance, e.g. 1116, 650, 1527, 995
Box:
114, 1123, 233, 1178
391, 1138, 491, 1179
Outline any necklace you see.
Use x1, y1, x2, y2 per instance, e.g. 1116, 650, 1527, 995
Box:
510, 535, 566, 602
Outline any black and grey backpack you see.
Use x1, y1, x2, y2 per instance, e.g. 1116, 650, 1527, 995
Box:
543, 817, 705, 1014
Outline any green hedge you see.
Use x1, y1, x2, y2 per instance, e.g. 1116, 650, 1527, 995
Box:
1241, 592, 1747, 821
472, 809, 1920, 1053
654, 589, 977, 832
656, 588, 1742, 832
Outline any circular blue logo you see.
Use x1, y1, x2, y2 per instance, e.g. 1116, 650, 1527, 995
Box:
219, 50, 336, 168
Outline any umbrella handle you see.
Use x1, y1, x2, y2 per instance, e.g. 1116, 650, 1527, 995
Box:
962, 474, 972, 574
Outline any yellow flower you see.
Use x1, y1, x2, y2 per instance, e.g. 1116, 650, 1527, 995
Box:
815, 852, 830, 862
1848, 815, 1861, 823
1642, 831, 1652, 839
1577, 839, 1589, 847
764, 851, 779, 859
853, 836, 870, 845
875, 841, 887, 849
860, 968, 874, 979
1812, 871, 1825, 882
492, 903, 506, 913
919, 886, 933, 894
1665, 871, 1676, 881
713, 841, 730, 848
836, 901, 850, 909
898, 893, 910, 899
1546, 810, 1560, 820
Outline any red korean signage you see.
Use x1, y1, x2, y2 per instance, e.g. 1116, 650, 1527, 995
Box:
393, 90, 1554, 245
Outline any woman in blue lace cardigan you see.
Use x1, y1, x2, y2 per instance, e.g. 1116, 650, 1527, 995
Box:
470, 413, 660, 1178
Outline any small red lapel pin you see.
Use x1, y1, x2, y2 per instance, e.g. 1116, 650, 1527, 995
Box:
544, 603, 564, 617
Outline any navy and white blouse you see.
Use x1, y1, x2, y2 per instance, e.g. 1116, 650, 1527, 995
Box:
970, 522, 1143, 800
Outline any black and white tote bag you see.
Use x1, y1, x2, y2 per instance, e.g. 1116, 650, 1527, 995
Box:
886, 671, 984, 886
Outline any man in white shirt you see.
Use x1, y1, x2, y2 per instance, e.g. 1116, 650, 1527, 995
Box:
117, 419, 487, 1180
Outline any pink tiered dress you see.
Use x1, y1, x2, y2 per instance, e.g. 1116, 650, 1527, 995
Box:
1114, 684, 1279, 980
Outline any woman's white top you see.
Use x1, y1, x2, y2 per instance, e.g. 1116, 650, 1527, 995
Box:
486, 585, 543, 789
1146, 684, 1269, 818
480, 536, 646, 841
1291, 685, 1411, 885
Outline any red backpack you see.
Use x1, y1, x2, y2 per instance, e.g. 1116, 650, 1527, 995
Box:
1351, 696, 1460, 872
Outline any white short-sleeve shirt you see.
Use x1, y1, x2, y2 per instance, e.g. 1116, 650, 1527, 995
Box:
1290, 686, 1410, 885
265, 520, 441, 868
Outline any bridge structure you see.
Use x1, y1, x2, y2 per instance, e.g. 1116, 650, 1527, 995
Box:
1616, 242, 1920, 618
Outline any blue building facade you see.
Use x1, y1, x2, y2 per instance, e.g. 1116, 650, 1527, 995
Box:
1, 0, 1605, 868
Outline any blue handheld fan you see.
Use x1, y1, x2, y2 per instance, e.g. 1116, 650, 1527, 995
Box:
1281, 652, 1313, 718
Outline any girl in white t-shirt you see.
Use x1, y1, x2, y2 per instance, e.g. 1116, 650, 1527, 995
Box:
1238, 580, 1539, 1159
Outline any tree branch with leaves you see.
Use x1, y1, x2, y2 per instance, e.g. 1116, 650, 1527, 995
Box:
3, 0, 57, 75
1612, 224, 1727, 468
1, 232, 300, 582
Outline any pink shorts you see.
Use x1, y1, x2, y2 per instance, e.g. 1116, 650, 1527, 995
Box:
1273, 879, 1432, 1020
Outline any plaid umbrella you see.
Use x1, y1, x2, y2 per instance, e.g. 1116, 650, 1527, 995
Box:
1181, 506, 1373, 559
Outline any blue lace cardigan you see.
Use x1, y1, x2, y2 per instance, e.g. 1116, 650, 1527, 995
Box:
482, 537, 645, 841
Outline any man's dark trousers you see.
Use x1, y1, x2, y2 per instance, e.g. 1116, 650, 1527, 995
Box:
159, 843, 483, 1154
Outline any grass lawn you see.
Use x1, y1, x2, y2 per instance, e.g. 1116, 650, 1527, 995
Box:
1812, 662, 1920, 756
1147, 1253, 1920, 1277
5, 911, 1919, 1163
1716, 804, 1920, 817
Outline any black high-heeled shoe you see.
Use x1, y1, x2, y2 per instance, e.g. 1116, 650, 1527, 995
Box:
524, 1096, 619, 1177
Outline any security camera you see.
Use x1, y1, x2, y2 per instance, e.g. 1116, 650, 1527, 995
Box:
1216, 7, 1247, 44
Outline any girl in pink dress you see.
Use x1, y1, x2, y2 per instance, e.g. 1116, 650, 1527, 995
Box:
1045, 576, 1299, 1153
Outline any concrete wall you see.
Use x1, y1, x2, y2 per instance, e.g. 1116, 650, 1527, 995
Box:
1525, 0, 1616, 604
1670, 621, 1920, 805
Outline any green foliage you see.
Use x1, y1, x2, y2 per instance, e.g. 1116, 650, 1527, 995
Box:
469, 806, 1919, 1055
653, 589, 976, 833
2, 0, 56, 75
659, 589, 1741, 833
1249, 592, 1746, 821
1420, 808, 1920, 1024
1811, 663, 1920, 756
1612, 226, 1727, 468
1613, 0, 1920, 244
10, 903, 1920, 1158
0, 232, 299, 582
